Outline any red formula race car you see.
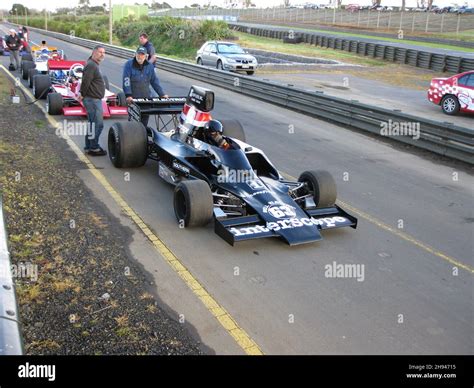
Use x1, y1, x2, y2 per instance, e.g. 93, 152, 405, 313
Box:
32, 60, 127, 118
427, 70, 474, 115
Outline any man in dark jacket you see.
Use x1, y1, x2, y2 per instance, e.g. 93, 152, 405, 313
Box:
123, 46, 168, 128
138, 33, 156, 64
138, 33, 158, 97
5, 29, 22, 70
79, 45, 107, 156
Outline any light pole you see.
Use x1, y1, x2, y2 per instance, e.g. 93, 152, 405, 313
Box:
109, 0, 112, 44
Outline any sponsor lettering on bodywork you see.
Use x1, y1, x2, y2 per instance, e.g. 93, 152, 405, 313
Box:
229, 216, 350, 236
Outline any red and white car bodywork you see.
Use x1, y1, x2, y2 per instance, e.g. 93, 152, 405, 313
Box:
33, 59, 127, 117
427, 70, 474, 115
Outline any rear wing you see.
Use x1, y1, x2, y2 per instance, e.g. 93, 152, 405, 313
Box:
128, 97, 187, 131
129, 98, 187, 116
33, 49, 65, 62
47, 60, 85, 70
31, 45, 58, 52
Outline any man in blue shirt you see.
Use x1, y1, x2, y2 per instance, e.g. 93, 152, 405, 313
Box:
122, 46, 168, 128
138, 33, 156, 64
138, 33, 158, 97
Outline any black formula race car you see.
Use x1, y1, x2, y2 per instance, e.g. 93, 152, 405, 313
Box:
107, 85, 357, 245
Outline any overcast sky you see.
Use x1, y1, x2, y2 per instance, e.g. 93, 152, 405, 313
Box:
1, 0, 471, 13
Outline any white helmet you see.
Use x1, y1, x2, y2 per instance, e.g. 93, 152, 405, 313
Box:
71, 66, 83, 79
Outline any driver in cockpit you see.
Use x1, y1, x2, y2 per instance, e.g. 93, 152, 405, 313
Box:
68, 67, 83, 92
70, 67, 83, 82
203, 120, 231, 150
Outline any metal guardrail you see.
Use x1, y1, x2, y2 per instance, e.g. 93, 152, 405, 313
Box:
228, 23, 474, 73
0, 193, 23, 355
16, 25, 474, 164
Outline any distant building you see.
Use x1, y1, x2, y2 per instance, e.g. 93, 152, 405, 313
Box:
112, 4, 149, 22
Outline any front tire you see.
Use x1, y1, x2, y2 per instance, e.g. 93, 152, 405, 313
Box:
441, 95, 460, 115
46, 92, 63, 115
246, 71, 255, 75
197, 57, 203, 65
298, 170, 337, 208
173, 180, 214, 227
216, 60, 223, 70
108, 121, 148, 168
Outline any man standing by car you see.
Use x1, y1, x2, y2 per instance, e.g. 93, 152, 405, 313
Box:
122, 46, 168, 128
5, 29, 21, 71
79, 45, 107, 156
138, 33, 158, 96
139, 33, 156, 64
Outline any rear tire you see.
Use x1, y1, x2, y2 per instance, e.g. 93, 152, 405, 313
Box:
102, 75, 110, 90
108, 121, 148, 168
22, 53, 33, 61
46, 92, 63, 115
117, 91, 127, 107
21, 60, 34, 80
173, 180, 214, 227
441, 95, 460, 115
298, 170, 337, 208
219, 119, 246, 142
32, 75, 51, 99
246, 71, 255, 75
28, 68, 38, 88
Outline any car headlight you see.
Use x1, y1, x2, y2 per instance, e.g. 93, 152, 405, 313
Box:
225, 58, 236, 63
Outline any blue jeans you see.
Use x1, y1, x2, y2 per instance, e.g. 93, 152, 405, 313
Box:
83, 97, 104, 150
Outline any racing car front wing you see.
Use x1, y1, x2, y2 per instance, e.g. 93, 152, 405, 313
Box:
62, 101, 127, 118
214, 205, 357, 246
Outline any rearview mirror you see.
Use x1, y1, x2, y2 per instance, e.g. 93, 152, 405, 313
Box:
187, 85, 215, 112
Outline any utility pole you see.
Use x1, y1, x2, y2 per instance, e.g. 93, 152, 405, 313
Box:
109, 0, 113, 44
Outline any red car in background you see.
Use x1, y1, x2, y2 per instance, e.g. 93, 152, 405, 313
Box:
31, 60, 127, 118
427, 70, 474, 115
